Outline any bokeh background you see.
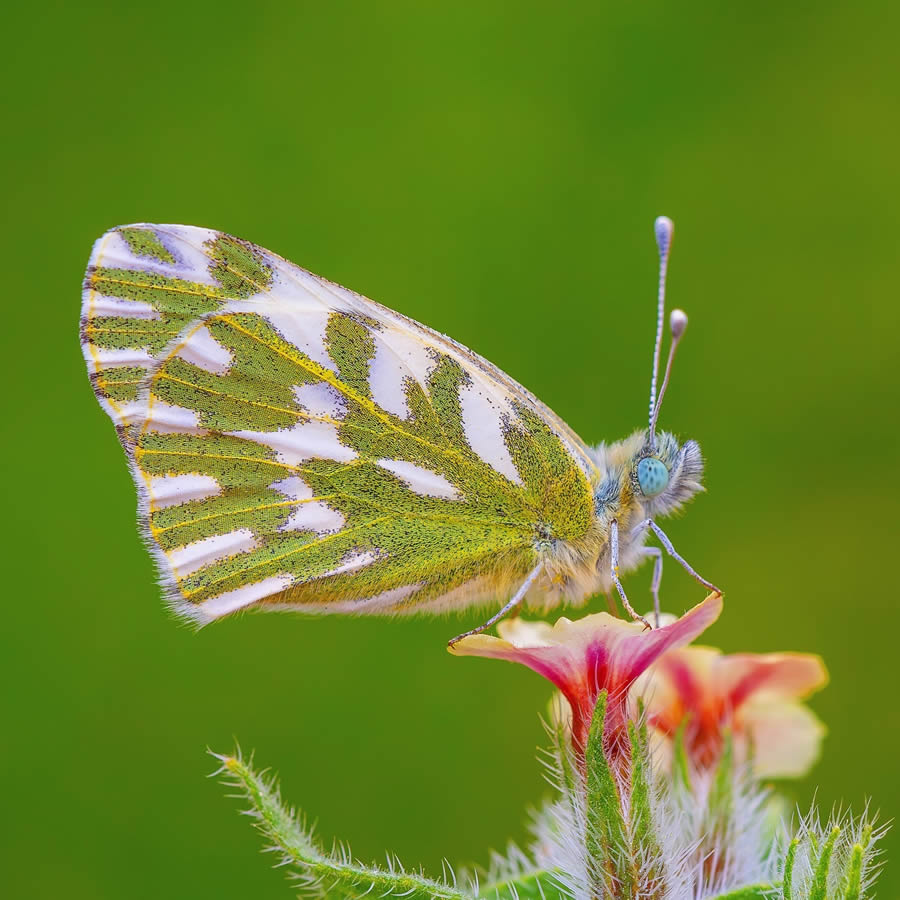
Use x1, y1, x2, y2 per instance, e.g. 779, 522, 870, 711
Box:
3, 2, 899, 896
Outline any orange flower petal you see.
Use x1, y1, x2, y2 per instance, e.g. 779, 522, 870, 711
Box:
639, 645, 829, 777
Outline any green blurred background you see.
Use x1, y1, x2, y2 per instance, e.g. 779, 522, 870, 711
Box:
3, 1, 899, 896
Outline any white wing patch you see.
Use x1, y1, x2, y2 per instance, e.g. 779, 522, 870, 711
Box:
176, 324, 234, 374
282, 500, 345, 535
194, 574, 295, 622
368, 338, 411, 418
146, 400, 205, 435
152, 225, 222, 286
294, 382, 347, 420
276, 582, 423, 616
100, 226, 222, 286
269, 474, 346, 534
89, 296, 160, 319
149, 474, 222, 510
458, 381, 522, 485
92, 347, 156, 367
270, 475, 314, 500
322, 550, 381, 577
110, 400, 144, 427
229, 420, 357, 466
377, 459, 461, 500
367, 328, 435, 419
169, 529, 258, 578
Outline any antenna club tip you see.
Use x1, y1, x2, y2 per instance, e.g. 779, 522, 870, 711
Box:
669, 308, 688, 337
654, 216, 674, 254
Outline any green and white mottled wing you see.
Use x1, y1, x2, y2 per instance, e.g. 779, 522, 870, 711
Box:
81, 224, 599, 623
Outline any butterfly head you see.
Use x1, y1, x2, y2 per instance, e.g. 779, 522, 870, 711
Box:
631, 430, 704, 517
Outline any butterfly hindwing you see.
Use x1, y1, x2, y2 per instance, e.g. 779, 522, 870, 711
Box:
82, 224, 598, 622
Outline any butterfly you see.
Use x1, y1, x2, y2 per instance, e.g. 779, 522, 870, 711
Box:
80, 218, 717, 642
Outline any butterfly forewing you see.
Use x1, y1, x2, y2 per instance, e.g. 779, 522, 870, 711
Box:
82, 224, 598, 623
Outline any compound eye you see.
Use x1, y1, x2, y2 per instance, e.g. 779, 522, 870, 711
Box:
637, 457, 669, 497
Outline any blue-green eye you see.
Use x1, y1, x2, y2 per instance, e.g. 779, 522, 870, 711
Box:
637, 457, 669, 497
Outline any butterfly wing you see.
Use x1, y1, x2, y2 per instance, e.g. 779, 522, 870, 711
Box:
82, 224, 599, 623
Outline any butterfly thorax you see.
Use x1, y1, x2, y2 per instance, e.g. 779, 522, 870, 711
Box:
533, 429, 703, 611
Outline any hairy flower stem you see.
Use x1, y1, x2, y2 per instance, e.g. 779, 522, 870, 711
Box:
583, 691, 666, 900
214, 751, 468, 900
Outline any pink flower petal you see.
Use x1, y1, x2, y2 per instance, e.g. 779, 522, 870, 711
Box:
451, 593, 723, 752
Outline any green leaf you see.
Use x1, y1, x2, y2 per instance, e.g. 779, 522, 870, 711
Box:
215, 750, 469, 900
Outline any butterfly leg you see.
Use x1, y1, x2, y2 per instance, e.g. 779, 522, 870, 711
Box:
642, 545, 663, 628
630, 518, 720, 595
447, 561, 544, 646
610, 520, 652, 630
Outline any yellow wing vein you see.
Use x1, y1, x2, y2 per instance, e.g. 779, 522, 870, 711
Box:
221, 315, 469, 463
89, 273, 227, 302
97, 378, 144, 387
152, 226, 280, 298
152, 494, 339, 533
152, 371, 340, 423
181, 515, 393, 597
135, 447, 301, 472
86, 327, 182, 336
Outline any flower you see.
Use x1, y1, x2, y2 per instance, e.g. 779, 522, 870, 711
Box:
449, 593, 723, 756
637, 645, 828, 778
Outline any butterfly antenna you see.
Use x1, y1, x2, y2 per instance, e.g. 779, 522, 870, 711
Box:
649, 308, 689, 445
648, 216, 674, 446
